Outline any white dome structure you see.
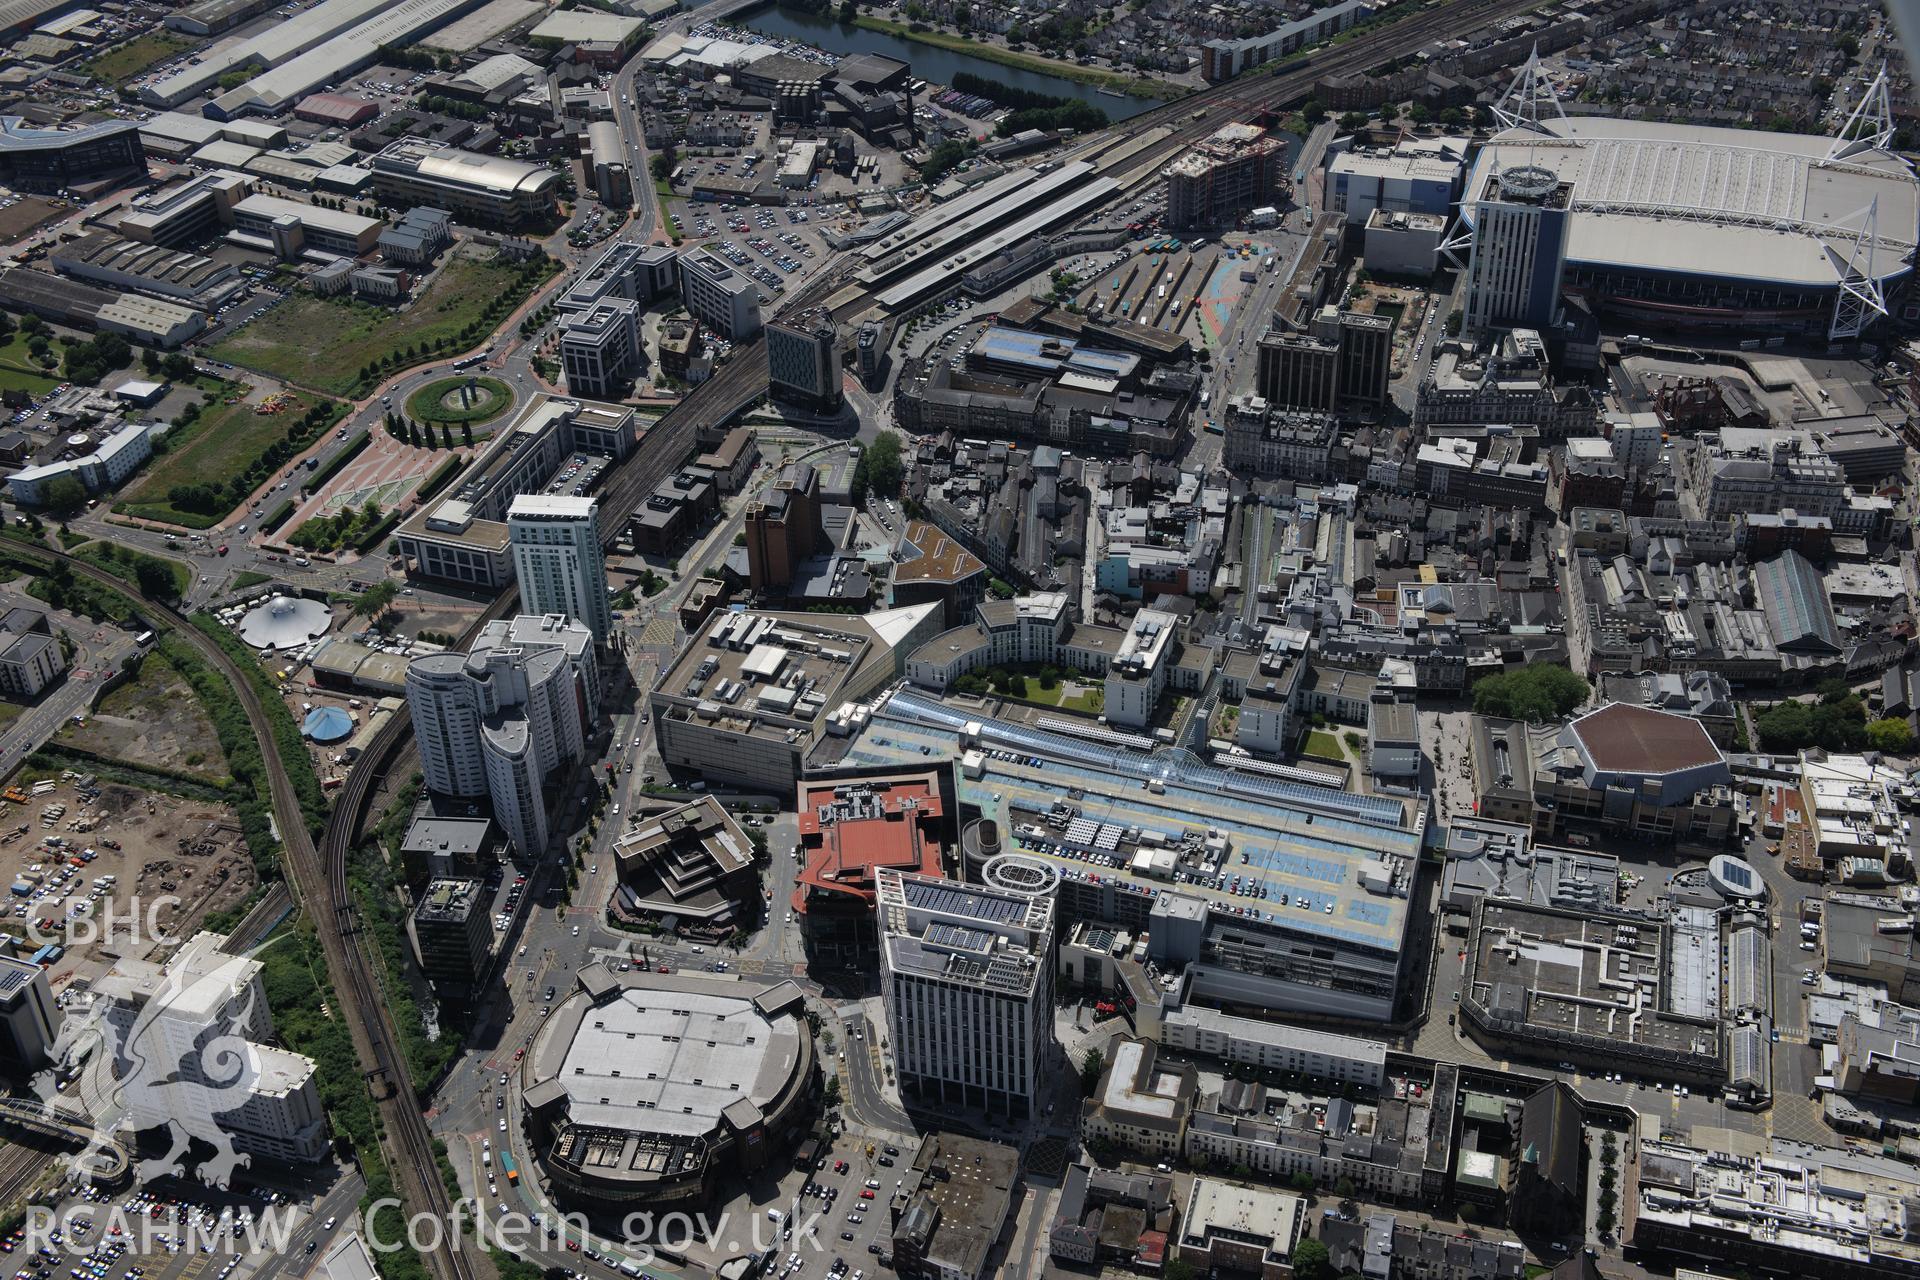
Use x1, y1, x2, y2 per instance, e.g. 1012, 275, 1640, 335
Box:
235, 594, 333, 651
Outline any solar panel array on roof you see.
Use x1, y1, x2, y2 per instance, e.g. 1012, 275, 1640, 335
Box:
925, 921, 994, 953
901, 877, 1026, 925
0, 964, 28, 997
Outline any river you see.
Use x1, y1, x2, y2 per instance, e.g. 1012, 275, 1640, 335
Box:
738, 3, 1156, 122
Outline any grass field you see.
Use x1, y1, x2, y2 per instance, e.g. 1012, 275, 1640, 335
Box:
82, 32, 194, 85
207, 257, 548, 396
119, 382, 332, 527
405, 375, 512, 426
0, 332, 63, 396
1303, 729, 1347, 760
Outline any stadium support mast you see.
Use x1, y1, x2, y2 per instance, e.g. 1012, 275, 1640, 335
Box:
1490, 45, 1567, 135
1825, 64, 1896, 163
1828, 198, 1888, 341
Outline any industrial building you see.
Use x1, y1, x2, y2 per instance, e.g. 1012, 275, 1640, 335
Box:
144, 0, 413, 106
166, 0, 276, 35
0, 269, 205, 348
206, 0, 488, 119
369, 139, 560, 226
50, 233, 244, 309
521, 966, 815, 1207
117, 170, 251, 246
1167, 124, 1285, 230
0, 116, 144, 191
879, 862, 1057, 1118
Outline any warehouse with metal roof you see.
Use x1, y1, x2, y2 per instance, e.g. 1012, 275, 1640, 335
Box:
206, 0, 488, 118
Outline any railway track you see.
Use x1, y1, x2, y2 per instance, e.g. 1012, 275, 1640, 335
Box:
0, 545, 479, 1280
8, 11, 1560, 1273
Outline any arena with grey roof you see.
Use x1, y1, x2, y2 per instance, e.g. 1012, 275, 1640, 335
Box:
520, 964, 816, 1206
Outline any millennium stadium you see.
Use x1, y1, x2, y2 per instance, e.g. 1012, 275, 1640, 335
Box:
1459, 64, 1919, 339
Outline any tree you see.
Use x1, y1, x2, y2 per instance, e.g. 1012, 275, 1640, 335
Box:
1443, 310, 1463, 337
854, 430, 903, 498
1334, 1176, 1357, 1200
39, 473, 86, 517
1287, 1171, 1316, 1194
1471, 667, 1589, 722
823, 1076, 842, 1106
133, 558, 177, 600
1868, 717, 1915, 754
1337, 111, 1368, 133
1407, 103, 1433, 125
353, 579, 399, 618
1078, 1046, 1105, 1093
1291, 1238, 1332, 1280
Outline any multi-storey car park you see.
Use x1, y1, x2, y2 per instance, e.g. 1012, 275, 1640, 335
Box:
828, 690, 1424, 1024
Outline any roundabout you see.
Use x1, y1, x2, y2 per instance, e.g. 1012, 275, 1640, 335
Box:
405, 375, 515, 428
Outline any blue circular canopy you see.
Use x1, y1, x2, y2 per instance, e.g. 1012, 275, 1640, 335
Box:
303, 706, 354, 743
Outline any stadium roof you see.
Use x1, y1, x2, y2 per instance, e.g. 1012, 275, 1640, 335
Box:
1468, 116, 1919, 288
